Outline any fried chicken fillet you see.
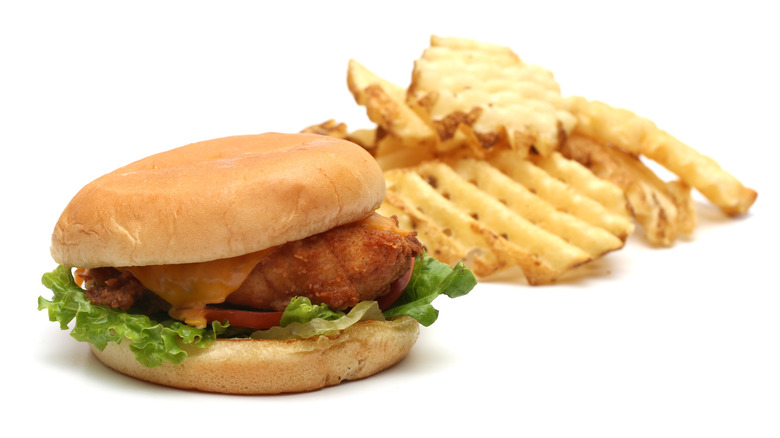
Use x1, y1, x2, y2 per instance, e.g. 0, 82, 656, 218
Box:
227, 216, 423, 311
80, 214, 423, 315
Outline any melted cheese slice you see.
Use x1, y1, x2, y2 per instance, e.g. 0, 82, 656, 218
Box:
360, 211, 409, 236
122, 212, 407, 328
123, 247, 276, 328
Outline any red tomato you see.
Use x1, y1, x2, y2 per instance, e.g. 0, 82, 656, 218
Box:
202, 306, 283, 330
378, 258, 415, 311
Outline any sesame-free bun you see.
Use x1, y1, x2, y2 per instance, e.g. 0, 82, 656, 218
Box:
90, 316, 419, 394
51, 133, 385, 268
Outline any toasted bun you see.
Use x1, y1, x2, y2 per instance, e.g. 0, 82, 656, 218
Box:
90, 317, 419, 394
51, 133, 385, 268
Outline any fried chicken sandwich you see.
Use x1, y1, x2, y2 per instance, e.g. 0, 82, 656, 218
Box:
39, 132, 475, 394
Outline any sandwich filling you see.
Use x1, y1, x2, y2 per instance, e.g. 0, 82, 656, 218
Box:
75, 213, 423, 328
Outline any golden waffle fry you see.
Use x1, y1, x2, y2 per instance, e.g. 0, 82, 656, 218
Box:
301, 121, 377, 156
384, 168, 513, 278
372, 135, 435, 170
450, 158, 625, 257
382, 158, 638, 284
308, 35, 757, 285
378, 191, 471, 268
566, 96, 757, 215
413, 161, 592, 281
561, 135, 696, 246
344, 128, 376, 151
528, 152, 631, 218
347, 59, 438, 152
488, 150, 635, 240
409, 35, 576, 157
300, 119, 348, 139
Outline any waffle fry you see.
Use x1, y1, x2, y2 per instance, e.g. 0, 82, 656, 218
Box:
378, 191, 473, 269
566, 96, 757, 215
301, 119, 348, 139
408, 35, 577, 157
307, 34, 757, 284
528, 152, 630, 218
561, 135, 696, 246
382, 158, 633, 284
383, 168, 513, 278
451, 158, 626, 257
488, 150, 635, 240
347, 59, 438, 151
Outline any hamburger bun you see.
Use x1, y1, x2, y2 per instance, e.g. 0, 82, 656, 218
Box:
51, 132, 386, 268
91, 316, 420, 394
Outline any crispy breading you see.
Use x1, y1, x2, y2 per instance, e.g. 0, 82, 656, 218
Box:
227, 218, 423, 311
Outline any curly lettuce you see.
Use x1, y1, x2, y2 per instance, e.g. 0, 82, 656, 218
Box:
253, 299, 385, 340
38, 253, 476, 367
383, 255, 475, 326
38, 265, 227, 367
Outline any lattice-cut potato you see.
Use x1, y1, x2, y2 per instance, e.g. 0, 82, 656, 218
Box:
347, 59, 438, 154
566, 96, 757, 216
381, 157, 637, 284
300, 119, 348, 139
528, 151, 631, 219
308, 35, 758, 284
383, 168, 514, 278
450, 158, 626, 258
560, 134, 696, 246
409, 35, 576, 157
378, 191, 472, 269
488, 150, 636, 240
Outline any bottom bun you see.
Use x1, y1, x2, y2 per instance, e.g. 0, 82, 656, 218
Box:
90, 316, 420, 394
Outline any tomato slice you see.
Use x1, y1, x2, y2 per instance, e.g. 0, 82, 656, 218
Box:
378, 257, 415, 311
202, 306, 283, 330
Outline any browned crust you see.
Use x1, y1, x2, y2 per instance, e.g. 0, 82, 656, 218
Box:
90, 316, 420, 394
51, 133, 386, 268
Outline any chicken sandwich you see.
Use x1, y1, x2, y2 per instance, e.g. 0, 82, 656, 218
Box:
39, 133, 475, 394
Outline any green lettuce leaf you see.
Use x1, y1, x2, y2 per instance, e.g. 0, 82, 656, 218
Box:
38, 265, 226, 368
382, 254, 476, 326
252, 300, 385, 340
38, 253, 476, 368
279, 296, 345, 326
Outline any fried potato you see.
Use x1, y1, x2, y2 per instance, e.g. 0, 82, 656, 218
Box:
378, 190, 471, 268
347, 59, 438, 152
306, 35, 757, 285
344, 128, 376, 151
428, 35, 518, 57
488, 150, 635, 240
382, 158, 638, 284
408, 35, 576, 157
528, 152, 630, 218
384, 168, 513, 278
451, 158, 625, 258
561, 135, 696, 246
566, 96, 757, 215
301, 119, 348, 139
413, 161, 592, 282
373, 134, 435, 170
301, 121, 378, 156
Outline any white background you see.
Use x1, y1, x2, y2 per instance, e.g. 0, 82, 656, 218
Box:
2, 1, 778, 437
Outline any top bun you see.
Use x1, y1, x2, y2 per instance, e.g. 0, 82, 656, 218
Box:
51, 133, 385, 268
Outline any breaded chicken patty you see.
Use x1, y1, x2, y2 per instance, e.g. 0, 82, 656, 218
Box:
79, 215, 423, 314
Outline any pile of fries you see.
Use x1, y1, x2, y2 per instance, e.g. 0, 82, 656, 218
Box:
303, 36, 757, 284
